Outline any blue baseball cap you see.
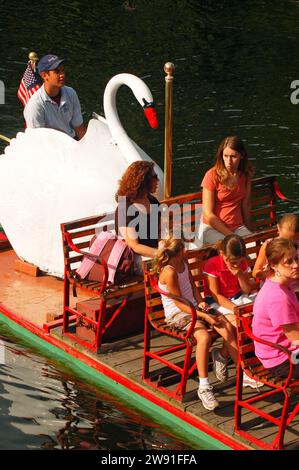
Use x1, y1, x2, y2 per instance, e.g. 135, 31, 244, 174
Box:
37, 54, 65, 74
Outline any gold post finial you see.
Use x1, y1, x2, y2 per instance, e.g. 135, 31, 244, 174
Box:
163, 62, 175, 199
28, 51, 39, 63
28, 52, 39, 72
164, 62, 175, 77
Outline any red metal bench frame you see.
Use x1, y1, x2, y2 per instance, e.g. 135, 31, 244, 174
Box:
235, 304, 299, 450
142, 262, 199, 401
60, 214, 143, 352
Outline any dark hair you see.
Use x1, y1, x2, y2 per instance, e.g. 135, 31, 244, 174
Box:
115, 161, 155, 202
217, 234, 246, 258
214, 136, 253, 186
265, 237, 297, 276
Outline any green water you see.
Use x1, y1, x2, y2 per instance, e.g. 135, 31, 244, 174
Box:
0, 321, 206, 450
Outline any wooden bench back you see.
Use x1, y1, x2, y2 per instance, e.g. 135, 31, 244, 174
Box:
160, 191, 202, 237
61, 173, 282, 287
161, 175, 290, 235
61, 212, 115, 280
243, 227, 278, 270
184, 227, 278, 290
250, 175, 279, 231
144, 226, 278, 329
143, 262, 166, 329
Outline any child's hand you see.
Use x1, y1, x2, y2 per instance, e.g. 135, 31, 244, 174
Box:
197, 301, 209, 312
227, 264, 242, 277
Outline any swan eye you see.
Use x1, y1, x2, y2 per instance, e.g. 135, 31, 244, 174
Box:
142, 98, 155, 109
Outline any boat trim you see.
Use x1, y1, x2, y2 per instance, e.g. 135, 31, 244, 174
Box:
0, 302, 250, 450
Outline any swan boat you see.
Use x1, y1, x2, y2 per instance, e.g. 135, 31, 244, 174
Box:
0, 68, 299, 452
0, 73, 164, 277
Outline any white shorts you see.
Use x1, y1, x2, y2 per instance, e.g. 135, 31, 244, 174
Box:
166, 312, 192, 330
202, 224, 251, 245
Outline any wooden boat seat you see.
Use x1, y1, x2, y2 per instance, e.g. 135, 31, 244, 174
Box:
184, 226, 278, 289
161, 174, 299, 235
234, 304, 299, 450
59, 173, 294, 355
142, 227, 281, 402
143, 259, 199, 402
60, 212, 144, 352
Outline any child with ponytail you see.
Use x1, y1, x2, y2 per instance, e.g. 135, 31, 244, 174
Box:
152, 236, 240, 411
203, 234, 257, 324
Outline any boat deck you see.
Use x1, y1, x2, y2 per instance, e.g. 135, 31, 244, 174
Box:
1, 249, 299, 450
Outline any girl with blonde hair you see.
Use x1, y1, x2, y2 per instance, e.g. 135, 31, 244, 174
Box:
153, 236, 240, 411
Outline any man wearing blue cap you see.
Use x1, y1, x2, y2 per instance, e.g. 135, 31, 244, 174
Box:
24, 54, 86, 139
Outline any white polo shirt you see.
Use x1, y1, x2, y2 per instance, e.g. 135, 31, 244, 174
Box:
24, 84, 83, 138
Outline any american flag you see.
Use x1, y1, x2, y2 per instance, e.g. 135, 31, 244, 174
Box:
17, 63, 42, 107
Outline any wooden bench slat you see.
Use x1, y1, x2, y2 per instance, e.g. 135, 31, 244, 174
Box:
69, 228, 99, 240
67, 255, 84, 265
147, 297, 163, 307
251, 218, 276, 229
251, 205, 278, 218
62, 214, 114, 231
149, 311, 166, 322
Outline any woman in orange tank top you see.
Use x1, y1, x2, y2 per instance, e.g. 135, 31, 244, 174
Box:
201, 136, 254, 245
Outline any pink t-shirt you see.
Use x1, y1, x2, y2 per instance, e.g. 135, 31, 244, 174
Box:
201, 167, 247, 230
203, 255, 249, 298
252, 279, 299, 369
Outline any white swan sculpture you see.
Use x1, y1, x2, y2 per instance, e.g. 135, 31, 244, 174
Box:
0, 73, 164, 277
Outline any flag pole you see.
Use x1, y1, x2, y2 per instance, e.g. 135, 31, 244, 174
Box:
163, 62, 175, 199
0, 134, 11, 143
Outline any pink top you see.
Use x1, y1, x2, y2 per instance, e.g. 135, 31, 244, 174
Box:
201, 167, 247, 230
252, 279, 299, 369
203, 255, 249, 298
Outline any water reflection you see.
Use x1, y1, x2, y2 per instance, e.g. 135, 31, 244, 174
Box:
0, 326, 195, 450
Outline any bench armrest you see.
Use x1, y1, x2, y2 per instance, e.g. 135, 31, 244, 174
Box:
242, 316, 291, 356
241, 315, 297, 385
63, 232, 109, 291
273, 179, 299, 205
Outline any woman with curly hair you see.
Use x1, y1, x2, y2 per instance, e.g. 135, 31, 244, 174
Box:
201, 136, 254, 245
115, 161, 161, 263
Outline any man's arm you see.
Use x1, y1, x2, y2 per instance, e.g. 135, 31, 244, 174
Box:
74, 123, 86, 140
70, 89, 86, 139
